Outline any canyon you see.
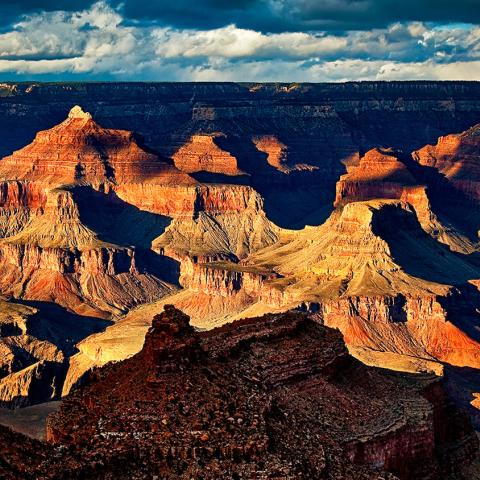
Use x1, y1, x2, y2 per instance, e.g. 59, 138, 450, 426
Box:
0, 81, 480, 477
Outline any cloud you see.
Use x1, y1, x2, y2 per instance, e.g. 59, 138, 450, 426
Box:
119, 0, 480, 32
1, 0, 479, 33
0, 1, 478, 81
172, 59, 480, 83
152, 26, 348, 60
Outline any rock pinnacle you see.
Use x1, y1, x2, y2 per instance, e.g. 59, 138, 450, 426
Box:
68, 105, 92, 120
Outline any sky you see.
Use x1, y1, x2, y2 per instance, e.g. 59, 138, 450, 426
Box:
0, 0, 478, 82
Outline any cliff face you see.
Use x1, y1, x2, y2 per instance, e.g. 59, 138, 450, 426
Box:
2, 82, 480, 159
0, 106, 192, 187
2, 82, 480, 230
172, 134, 244, 175
413, 124, 480, 201
0, 105, 280, 404
31, 307, 476, 480
334, 147, 417, 207
242, 200, 480, 370
0, 296, 108, 408
0, 83, 480, 425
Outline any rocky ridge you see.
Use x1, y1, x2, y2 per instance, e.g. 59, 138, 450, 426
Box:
1, 306, 474, 479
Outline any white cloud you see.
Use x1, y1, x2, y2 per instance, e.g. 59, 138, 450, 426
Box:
0, 1, 478, 81
153, 25, 348, 60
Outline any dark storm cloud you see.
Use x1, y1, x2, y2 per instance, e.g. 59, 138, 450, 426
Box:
1, 0, 478, 32
118, 0, 479, 32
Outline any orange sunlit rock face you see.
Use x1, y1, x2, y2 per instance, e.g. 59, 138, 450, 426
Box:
0, 107, 280, 406
0, 106, 193, 186
334, 148, 417, 206
252, 135, 290, 171
413, 124, 480, 201
0, 90, 480, 471
172, 134, 244, 175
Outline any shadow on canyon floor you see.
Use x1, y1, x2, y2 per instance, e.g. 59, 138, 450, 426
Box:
372, 203, 480, 286
15, 299, 112, 356
215, 135, 342, 229
444, 365, 480, 430
0, 400, 61, 440
135, 249, 181, 287
401, 152, 480, 244
71, 186, 172, 249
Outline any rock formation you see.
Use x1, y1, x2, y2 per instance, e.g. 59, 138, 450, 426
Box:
0, 85, 480, 438
0, 106, 280, 404
0, 105, 191, 186
61, 123, 480, 431
3, 307, 475, 479
413, 124, 480, 202
334, 148, 417, 207
172, 134, 244, 176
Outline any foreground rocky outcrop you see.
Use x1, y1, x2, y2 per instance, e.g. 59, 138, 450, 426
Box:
2, 306, 476, 479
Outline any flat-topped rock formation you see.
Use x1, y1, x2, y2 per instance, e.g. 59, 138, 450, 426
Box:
172, 134, 244, 176
334, 148, 417, 207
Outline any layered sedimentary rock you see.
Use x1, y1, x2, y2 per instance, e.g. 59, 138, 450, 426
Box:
252, 135, 290, 172
334, 147, 478, 253
1, 85, 480, 431
0, 105, 190, 187
2, 82, 480, 162
26, 307, 475, 480
0, 299, 67, 408
251, 135, 318, 173
172, 134, 243, 175
334, 148, 417, 206
0, 107, 190, 319
244, 200, 480, 370
413, 124, 480, 202
0, 107, 279, 318
0, 293, 114, 408
4, 81, 479, 230
0, 106, 281, 404
71, 196, 480, 401
0, 181, 47, 238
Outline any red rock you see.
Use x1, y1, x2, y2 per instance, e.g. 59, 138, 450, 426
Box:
172, 134, 243, 175
36, 307, 478, 480
0, 106, 192, 187
334, 147, 417, 207
413, 124, 480, 201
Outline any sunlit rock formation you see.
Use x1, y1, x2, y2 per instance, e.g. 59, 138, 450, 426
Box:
0, 86, 480, 432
